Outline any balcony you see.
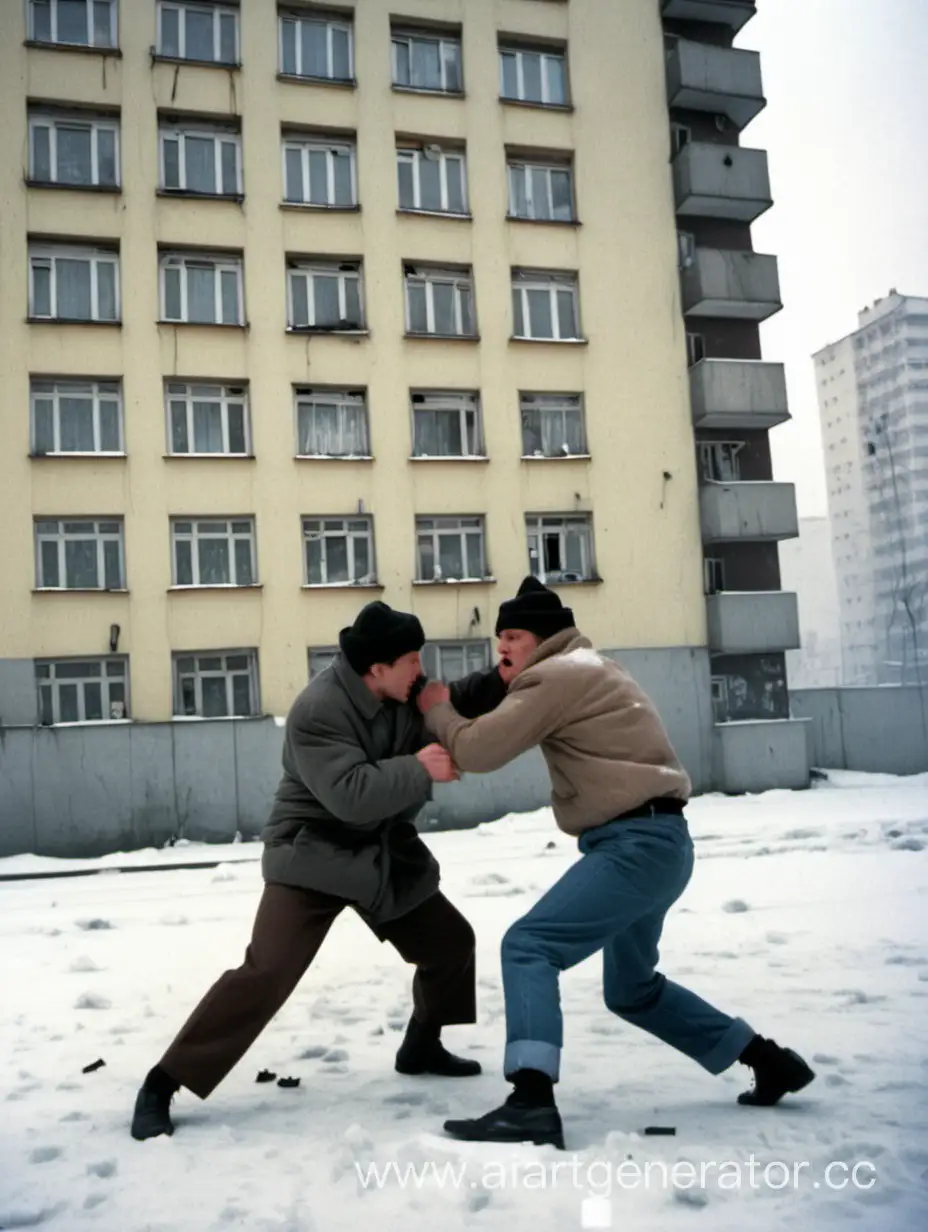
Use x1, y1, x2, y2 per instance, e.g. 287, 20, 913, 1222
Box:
700, 481, 799, 543
661, 0, 756, 31
712, 719, 810, 794
666, 40, 765, 131
673, 143, 772, 222
706, 591, 800, 654
681, 249, 782, 321
690, 360, 790, 430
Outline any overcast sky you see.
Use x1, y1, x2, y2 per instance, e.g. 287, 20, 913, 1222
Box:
744, 0, 928, 516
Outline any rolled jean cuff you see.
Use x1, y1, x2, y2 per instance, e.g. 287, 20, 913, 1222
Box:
504, 1039, 561, 1082
697, 1017, 755, 1075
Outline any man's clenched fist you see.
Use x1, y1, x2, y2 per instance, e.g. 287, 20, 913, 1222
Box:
415, 681, 450, 714
414, 743, 459, 782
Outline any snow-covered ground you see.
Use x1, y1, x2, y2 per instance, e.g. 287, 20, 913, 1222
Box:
2, 772, 927, 1231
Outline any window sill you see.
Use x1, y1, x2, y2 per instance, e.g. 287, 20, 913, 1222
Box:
152, 53, 241, 70
28, 317, 121, 327
38, 718, 132, 729
157, 189, 245, 204
26, 180, 121, 195
500, 97, 575, 114
163, 453, 256, 461
413, 577, 497, 588
277, 72, 356, 90
408, 455, 489, 463
167, 584, 263, 593
541, 576, 603, 588
397, 208, 472, 223
280, 202, 361, 214
510, 335, 589, 346
157, 319, 249, 330
295, 454, 374, 462
521, 453, 591, 462
287, 326, 369, 337
391, 85, 465, 100
301, 582, 384, 592
506, 214, 580, 228
31, 451, 127, 460
32, 588, 129, 595
25, 40, 122, 57
405, 332, 480, 343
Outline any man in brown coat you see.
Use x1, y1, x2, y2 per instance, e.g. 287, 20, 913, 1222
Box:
130, 601, 505, 1140
416, 577, 815, 1149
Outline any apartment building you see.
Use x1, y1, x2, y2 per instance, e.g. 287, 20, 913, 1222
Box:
0, 0, 807, 833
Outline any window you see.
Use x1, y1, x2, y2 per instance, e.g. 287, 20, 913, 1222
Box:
36, 657, 128, 724
28, 0, 116, 47
31, 379, 123, 455
499, 44, 567, 106
288, 260, 363, 330
28, 111, 119, 188
421, 641, 490, 683
302, 517, 375, 586
526, 514, 594, 583
279, 10, 352, 81
416, 517, 487, 582
704, 558, 725, 595
677, 231, 696, 268
412, 391, 483, 458
686, 332, 706, 366
308, 646, 339, 677
405, 265, 475, 337
157, 2, 239, 64
710, 676, 728, 723
507, 158, 573, 222
282, 134, 356, 207
29, 244, 119, 322
166, 382, 250, 455
159, 123, 242, 195
160, 252, 244, 325
520, 393, 586, 457
295, 389, 369, 457
397, 145, 467, 215
671, 123, 691, 155
171, 518, 256, 586
699, 441, 743, 482
392, 27, 462, 93
173, 650, 258, 717
512, 270, 579, 341
35, 518, 124, 590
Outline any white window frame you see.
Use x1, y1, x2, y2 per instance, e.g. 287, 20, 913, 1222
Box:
159, 251, 244, 325
28, 111, 120, 188
30, 379, 124, 456
172, 650, 259, 718
282, 135, 357, 207
421, 640, 490, 683
391, 28, 462, 93
34, 518, 125, 590
294, 389, 370, 458
302, 517, 376, 587
511, 270, 580, 341
156, 2, 240, 64
507, 159, 574, 222
397, 146, 468, 214
411, 391, 483, 458
710, 675, 728, 722
278, 11, 354, 81
415, 516, 487, 582
28, 0, 117, 47
404, 265, 475, 337
165, 382, 251, 456
308, 645, 339, 677
159, 124, 242, 195
28, 244, 120, 322
287, 261, 364, 331
36, 657, 129, 724
170, 518, 257, 587
499, 44, 568, 106
526, 513, 594, 583
519, 392, 587, 458
699, 441, 744, 483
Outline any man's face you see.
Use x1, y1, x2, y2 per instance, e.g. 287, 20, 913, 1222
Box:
497, 628, 541, 684
371, 650, 423, 702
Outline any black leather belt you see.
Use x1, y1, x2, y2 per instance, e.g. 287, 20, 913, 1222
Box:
614, 797, 687, 823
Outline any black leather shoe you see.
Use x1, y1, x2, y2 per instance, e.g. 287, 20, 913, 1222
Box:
444, 1102, 565, 1148
738, 1040, 815, 1106
395, 1017, 481, 1077
130, 1084, 175, 1140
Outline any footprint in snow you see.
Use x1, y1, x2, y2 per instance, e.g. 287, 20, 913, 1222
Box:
835, 990, 887, 1006
384, 1092, 427, 1106
296, 1045, 328, 1059
84, 1194, 108, 1211
323, 1049, 349, 1063
60, 1111, 87, 1122
68, 957, 101, 973
825, 1074, 851, 1087
86, 1159, 117, 1179
159, 914, 189, 926
891, 838, 925, 852
75, 993, 111, 1010
75, 919, 114, 931
766, 931, 789, 945
723, 899, 750, 914
29, 1146, 62, 1164
812, 1054, 840, 1065
886, 954, 928, 967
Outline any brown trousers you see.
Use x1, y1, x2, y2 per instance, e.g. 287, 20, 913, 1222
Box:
160, 884, 477, 1099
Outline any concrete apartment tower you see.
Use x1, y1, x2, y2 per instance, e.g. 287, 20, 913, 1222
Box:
0, 0, 807, 853
814, 292, 928, 686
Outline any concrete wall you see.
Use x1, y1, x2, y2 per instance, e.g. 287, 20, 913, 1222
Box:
791, 687, 928, 776
712, 719, 810, 795
0, 660, 37, 726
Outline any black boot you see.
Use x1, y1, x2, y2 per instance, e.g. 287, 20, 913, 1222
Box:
130, 1065, 178, 1140
395, 1017, 481, 1077
737, 1036, 815, 1106
444, 1069, 564, 1148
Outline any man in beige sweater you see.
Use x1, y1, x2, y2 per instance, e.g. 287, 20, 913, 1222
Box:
417, 576, 814, 1148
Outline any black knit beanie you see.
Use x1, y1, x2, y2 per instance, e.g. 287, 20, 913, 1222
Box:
495, 576, 575, 641
338, 601, 425, 676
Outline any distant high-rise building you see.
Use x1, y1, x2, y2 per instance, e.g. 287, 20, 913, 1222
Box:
779, 517, 842, 688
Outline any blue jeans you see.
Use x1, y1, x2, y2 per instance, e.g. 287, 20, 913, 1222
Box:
501, 815, 754, 1082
